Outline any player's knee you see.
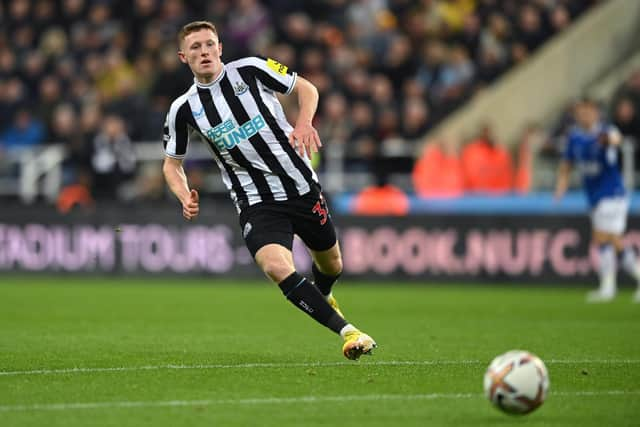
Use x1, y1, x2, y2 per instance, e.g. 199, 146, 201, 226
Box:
323, 253, 343, 277
261, 259, 294, 284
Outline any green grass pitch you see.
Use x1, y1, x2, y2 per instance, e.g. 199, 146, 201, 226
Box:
0, 275, 638, 426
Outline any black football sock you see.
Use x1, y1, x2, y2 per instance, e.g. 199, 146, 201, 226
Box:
312, 263, 341, 296
278, 272, 347, 334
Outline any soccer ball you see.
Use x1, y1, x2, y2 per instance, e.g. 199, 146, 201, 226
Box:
483, 350, 549, 415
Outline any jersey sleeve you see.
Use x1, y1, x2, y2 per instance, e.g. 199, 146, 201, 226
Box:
247, 56, 297, 95
163, 101, 192, 159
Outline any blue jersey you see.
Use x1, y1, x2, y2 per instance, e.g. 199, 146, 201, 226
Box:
563, 123, 625, 207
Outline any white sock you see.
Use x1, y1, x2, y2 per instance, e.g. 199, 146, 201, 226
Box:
621, 246, 640, 285
598, 245, 616, 295
339, 324, 358, 339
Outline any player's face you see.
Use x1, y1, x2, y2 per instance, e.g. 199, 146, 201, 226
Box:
575, 103, 598, 128
179, 29, 222, 83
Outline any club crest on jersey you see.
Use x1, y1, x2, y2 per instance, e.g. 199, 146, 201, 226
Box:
233, 81, 249, 96
205, 114, 266, 151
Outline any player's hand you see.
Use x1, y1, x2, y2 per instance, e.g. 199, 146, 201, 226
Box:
182, 189, 199, 220
289, 122, 322, 160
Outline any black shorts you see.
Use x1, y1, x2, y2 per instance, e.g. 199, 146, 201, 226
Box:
238, 188, 338, 257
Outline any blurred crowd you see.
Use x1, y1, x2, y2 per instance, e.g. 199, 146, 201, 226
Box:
0, 0, 600, 207
610, 70, 640, 148
536, 67, 640, 168
399, 64, 640, 212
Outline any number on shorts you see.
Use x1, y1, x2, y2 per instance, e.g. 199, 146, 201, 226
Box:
312, 201, 327, 225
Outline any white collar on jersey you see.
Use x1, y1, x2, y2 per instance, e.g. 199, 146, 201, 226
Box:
194, 64, 226, 88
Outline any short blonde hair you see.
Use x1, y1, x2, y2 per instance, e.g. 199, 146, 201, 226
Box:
178, 21, 218, 46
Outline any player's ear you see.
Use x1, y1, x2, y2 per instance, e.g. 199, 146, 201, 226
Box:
178, 50, 187, 64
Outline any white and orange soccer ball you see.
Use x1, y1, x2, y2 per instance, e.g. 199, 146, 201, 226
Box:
483, 350, 550, 415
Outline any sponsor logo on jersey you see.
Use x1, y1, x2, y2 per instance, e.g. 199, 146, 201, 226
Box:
266, 58, 288, 75
205, 114, 266, 151
233, 81, 249, 96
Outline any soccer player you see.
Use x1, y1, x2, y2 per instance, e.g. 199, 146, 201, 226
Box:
555, 98, 640, 303
162, 21, 377, 358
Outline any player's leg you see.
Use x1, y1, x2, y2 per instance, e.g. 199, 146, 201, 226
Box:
310, 243, 344, 316
256, 243, 374, 359
294, 190, 343, 299
311, 242, 342, 295
293, 191, 377, 359
596, 196, 640, 302
254, 243, 349, 335
609, 234, 640, 303
589, 197, 629, 302
589, 230, 617, 302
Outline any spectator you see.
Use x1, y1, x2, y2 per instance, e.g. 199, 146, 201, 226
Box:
548, 4, 571, 34
60, 0, 87, 34
35, 76, 64, 138
49, 103, 78, 144
376, 107, 400, 142
56, 169, 94, 214
226, 0, 273, 57
149, 46, 193, 107
413, 137, 465, 198
611, 97, 640, 170
370, 73, 397, 113
0, 79, 27, 131
0, 108, 45, 150
613, 70, 640, 113
400, 98, 431, 141
515, 4, 548, 52
90, 115, 136, 200
124, 0, 159, 53
513, 124, 542, 194
461, 124, 514, 194
478, 12, 511, 68
19, 51, 46, 98
435, 45, 475, 109
352, 163, 409, 216
378, 34, 417, 92
347, 101, 377, 171
7, 0, 31, 33
64, 103, 100, 174
612, 97, 640, 141
0, 47, 17, 78
318, 92, 352, 146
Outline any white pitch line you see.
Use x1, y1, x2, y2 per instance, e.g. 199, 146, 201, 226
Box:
0, 390, 638, 413
1, 359, 639, 377
0, 360, 480, 377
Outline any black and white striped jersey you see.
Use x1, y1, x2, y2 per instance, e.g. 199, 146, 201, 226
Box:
163, 56, 319, 212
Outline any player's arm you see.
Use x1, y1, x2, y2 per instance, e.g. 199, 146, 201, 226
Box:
163, 102, 199, 220
289, 76, 322, 159
554, 160, 572, 200
599, 126, 622, 146
248, 56, 321, 159
163, 157, 199, 220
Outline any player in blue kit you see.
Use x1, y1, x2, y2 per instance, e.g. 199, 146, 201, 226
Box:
555, 98, 640, 302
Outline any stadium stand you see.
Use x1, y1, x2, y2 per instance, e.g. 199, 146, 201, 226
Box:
0, 0, 602, 203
